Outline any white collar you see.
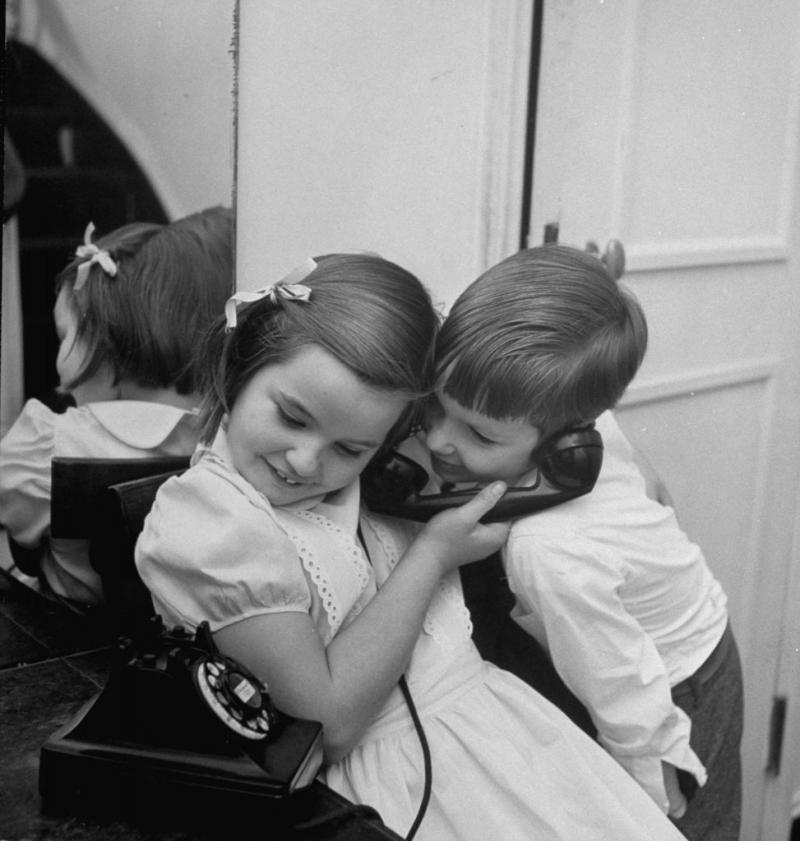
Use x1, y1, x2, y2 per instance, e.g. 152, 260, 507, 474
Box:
86, 400, 197, 449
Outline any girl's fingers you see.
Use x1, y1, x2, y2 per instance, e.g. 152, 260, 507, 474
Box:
455, 481, 507, 523
481, 521, 512, 543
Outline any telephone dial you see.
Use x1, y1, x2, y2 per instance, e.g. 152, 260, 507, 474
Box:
39, 617, 324, 831
362, 426, 604, 523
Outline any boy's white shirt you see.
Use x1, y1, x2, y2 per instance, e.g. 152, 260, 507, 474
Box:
506, 412, 724, 811
399, 412, 725, 812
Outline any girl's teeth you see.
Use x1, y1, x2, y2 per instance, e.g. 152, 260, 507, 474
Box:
277, 470, 298, 485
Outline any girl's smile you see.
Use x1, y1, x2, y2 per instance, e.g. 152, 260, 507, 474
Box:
224, 344, 408, 506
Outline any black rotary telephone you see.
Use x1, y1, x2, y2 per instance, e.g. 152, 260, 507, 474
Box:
362, 426, 604, 523
39, 618, 325, 830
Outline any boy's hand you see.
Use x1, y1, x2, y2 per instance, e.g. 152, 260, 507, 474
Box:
662, 762, 688, 819
416, 482, 510, 576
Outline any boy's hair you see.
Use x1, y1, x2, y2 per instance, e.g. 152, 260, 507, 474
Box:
436, 244, 647, 439
199, 253, 440, 446
56, 205, 234, 395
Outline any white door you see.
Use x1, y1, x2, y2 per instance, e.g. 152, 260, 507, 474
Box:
530, 2, 800, 839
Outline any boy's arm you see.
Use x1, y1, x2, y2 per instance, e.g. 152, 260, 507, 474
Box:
504, 532, 705, 814
595, 412, 673, 508
630, 446, 674, 508
662, 763, 688, 818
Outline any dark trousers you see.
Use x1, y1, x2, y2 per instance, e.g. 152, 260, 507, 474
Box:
463, 556, 744, 841
671, 624, 743, 841
463, 556, 743, 841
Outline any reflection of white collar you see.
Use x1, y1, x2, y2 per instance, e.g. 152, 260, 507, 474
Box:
87, 401, 197, 449
203, 426, 358, 517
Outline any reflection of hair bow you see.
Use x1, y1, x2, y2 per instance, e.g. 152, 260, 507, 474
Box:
224, 258, 316, 331
74, 222, 118, 291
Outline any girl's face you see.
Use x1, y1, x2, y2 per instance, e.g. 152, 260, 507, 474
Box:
225, 344, 408, 506
423, 389, 542, 485
53, 287, 117, 405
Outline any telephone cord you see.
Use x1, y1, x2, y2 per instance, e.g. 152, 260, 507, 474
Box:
398, 673, 432, 840
356, 524, 432, 839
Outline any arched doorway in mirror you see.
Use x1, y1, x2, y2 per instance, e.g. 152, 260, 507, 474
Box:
4, 40, 168, 410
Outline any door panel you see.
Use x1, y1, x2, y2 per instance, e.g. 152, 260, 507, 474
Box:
531, 2, 800, 839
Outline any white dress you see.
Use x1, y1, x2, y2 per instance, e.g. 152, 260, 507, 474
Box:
136, 431, 686, 841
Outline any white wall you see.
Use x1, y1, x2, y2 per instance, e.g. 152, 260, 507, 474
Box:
13, 0, 236, 219
236, 0, 523, 306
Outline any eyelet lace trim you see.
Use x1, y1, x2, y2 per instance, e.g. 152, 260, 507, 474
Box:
362, 515, 473, 648
363, 515, 402, 573
283, 509, 371, 641
296, 509, 371, 586
282, 526, 338, 644
201, 452, 373, 641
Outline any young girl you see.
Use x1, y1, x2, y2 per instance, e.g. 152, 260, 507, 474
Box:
135, 253, 686, 841
419, 245, 742, 840
0, 207, 233, 606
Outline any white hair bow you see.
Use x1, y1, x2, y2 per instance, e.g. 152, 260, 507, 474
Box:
73, 222, 118, 291
224, 258, 316, 331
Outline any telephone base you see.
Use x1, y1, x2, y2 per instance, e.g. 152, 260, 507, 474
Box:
38, 700, 407, 839
39, 693, 323, 829
38, 624, 325, 833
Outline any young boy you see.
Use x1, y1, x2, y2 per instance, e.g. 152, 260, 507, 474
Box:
419, 245, 742, 841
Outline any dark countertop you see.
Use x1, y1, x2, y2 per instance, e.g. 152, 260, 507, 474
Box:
0, 560, 400, 841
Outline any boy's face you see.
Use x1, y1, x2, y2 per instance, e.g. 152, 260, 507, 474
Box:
423, 390, 542, 486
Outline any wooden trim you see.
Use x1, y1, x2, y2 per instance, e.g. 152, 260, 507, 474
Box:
626, 237, 789, 273
620, 359, 777, 407
477, 0, 534, 271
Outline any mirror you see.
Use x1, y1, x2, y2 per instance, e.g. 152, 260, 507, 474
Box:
3, 0, 236, 428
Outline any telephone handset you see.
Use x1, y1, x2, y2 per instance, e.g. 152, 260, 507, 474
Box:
362, 426, 604, 523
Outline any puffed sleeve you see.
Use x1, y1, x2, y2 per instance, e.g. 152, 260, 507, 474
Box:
0, 399, 55, 546
135, 461, 312, 632
505, 529, 706, 813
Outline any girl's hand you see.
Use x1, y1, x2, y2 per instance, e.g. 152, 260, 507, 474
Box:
413, 481, 511, 577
